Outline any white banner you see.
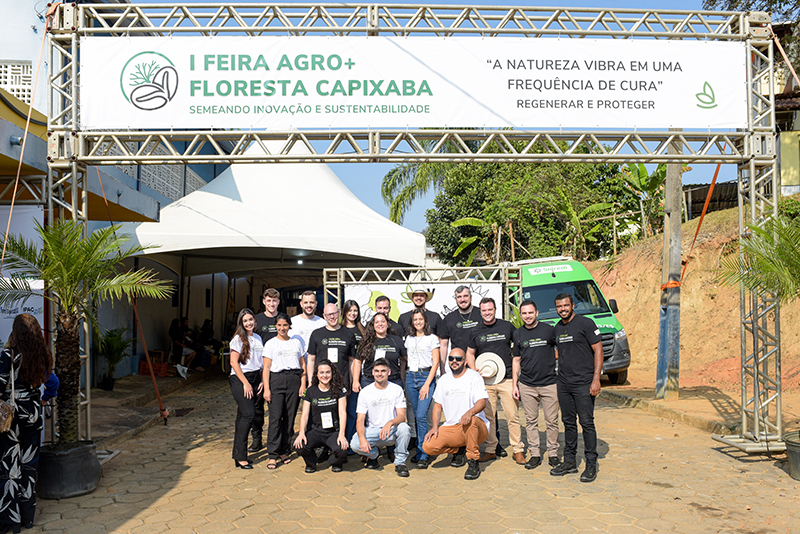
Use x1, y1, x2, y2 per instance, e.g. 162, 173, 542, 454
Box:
343, 282, 503, 327
0, 206, 45, 345
81, 36, 747, 130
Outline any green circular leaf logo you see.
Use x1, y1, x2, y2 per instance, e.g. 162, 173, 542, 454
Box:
120, 52, 178, 111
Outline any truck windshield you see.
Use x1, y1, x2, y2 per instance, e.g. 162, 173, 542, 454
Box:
522, 280, 610, 320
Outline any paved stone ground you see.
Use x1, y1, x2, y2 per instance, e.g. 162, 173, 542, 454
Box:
36, 376, 799, 533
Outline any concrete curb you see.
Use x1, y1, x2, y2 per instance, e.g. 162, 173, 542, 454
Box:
600, 389, 741, 435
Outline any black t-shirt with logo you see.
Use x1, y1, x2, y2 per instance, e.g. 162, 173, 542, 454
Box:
440, 307, 483, 351
512, 322, 557, 388
554, 314, 602, 386
344, 325, 363, 346
468, 319, 515, 379
361, 334, 407, 386
387, 318, 403, 337
307, 327, 357, 390
302, 384, 346, 433
398, 309, 441, 337
255, 313, 278, 344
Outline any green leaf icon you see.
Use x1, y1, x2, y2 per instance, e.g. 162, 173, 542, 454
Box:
696, 82, 717, 109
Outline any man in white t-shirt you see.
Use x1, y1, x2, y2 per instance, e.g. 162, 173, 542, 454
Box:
289, 290, 325, 358
350, 359, 412, 477
422, 348, 489, 480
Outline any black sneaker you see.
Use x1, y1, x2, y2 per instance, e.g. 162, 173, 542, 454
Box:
395, 464, 410, 477
304, 466, 316, 474
464, 459, 481, 480
366, 458, 380, 470
495, 444, 508, 457
450, 447, 467, 468
580, 462, 598, 483
525, 456, 542, 470
548, 457, 561, 468
247, 439, 263, 453
550, 460, 578, 476
416, 458, 429, 469
331, 464, 343, 473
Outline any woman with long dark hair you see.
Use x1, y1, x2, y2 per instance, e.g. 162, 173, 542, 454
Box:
355, 313, 406, 390
293, 360, 348, 473
404, 309, 440, 469
262, 313, 306, 469
229, 308, 264, 469
0, 314, 53, 533
340, 300, 365, 344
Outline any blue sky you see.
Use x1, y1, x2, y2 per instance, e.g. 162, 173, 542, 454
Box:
131, 0, 734, 232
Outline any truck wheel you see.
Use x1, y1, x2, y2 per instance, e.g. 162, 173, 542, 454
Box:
607, 370, 628, 385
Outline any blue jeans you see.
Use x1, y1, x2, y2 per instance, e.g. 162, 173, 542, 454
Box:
349, 422, 411, 465
405, 371, 436, 461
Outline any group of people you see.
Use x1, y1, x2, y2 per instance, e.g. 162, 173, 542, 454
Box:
228, 285, 604, 483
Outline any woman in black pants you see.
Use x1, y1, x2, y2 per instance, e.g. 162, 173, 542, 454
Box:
229, 308, 264, 469
262, 313, 307, 469
294, 360, 348, 473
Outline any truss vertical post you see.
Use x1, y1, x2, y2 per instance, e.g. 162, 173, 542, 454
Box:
47, 7, 92, 442
713, 12, 783, 453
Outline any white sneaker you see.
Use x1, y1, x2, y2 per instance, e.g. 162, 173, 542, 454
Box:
176, 365, 188, 379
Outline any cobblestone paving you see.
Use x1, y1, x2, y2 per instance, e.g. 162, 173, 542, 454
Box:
36, 377, 799, 533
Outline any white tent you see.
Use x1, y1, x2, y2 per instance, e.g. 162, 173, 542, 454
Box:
119, 144, 425, 279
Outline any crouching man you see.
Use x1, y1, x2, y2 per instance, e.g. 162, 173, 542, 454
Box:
350, 359, 412, 477
422, 348, 490, 480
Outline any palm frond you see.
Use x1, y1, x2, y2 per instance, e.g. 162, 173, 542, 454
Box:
715, 215, 800, 303
453, 236, 480, 257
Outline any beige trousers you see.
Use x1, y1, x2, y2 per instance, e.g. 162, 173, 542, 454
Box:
518, 382, 560, 458
483, 378, 524, 454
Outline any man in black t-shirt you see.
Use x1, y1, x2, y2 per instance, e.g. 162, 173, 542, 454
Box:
466, 298, 523, 464
512, 300, 559, 470
398, 287, 441, 337
255, 288, 281, 344
308, 304, 358, 441
250, 288, 281, 452
550, 293, 604, 483
439, 285, 482, 374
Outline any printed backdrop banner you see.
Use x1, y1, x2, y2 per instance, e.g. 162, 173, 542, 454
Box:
80, 36, 747, 130
343, 282, 504, 327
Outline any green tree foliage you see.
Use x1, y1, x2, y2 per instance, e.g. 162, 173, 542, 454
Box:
0, 219, 173, 445
425, 143, 637, 264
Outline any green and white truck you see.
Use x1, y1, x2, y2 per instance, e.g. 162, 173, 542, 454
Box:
517, 256, 631, 384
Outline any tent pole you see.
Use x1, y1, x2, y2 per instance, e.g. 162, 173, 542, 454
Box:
179, 256, 186, 319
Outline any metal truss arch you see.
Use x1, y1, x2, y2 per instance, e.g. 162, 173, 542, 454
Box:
46, 4, 782, 452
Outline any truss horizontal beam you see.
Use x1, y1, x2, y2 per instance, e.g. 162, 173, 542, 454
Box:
70, 130, 761, 165
66, 4, 750, 40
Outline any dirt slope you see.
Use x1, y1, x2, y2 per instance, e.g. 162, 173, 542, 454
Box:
586, 206, 800, 429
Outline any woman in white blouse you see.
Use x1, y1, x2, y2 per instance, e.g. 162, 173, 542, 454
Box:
229, 308, 264, 469
262, 313, 307, 469
404, 308, 440, 469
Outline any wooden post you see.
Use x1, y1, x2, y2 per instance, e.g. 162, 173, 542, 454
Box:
508, 221, 516, 262
612, 211, 617, 256
656, 134, 683, 401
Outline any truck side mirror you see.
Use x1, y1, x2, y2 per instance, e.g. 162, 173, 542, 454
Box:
608, 299, 619, 314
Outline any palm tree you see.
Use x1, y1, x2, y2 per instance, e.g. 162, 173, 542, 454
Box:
0, 219, 172, 445
716, 215, 800, 303
556, 187, 613, 260
381, 134, 480, 224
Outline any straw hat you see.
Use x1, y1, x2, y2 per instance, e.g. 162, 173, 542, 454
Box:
475, 352, 506, 386
403, 286, 434, 301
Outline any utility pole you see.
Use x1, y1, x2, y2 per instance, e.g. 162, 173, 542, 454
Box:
656, 135, 683, 400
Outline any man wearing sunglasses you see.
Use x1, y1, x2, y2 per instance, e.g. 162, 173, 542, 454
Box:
421, 348, 489, 480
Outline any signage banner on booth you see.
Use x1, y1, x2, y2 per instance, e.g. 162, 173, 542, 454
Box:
343, 282, 504, 327
80, 36, 747, 130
